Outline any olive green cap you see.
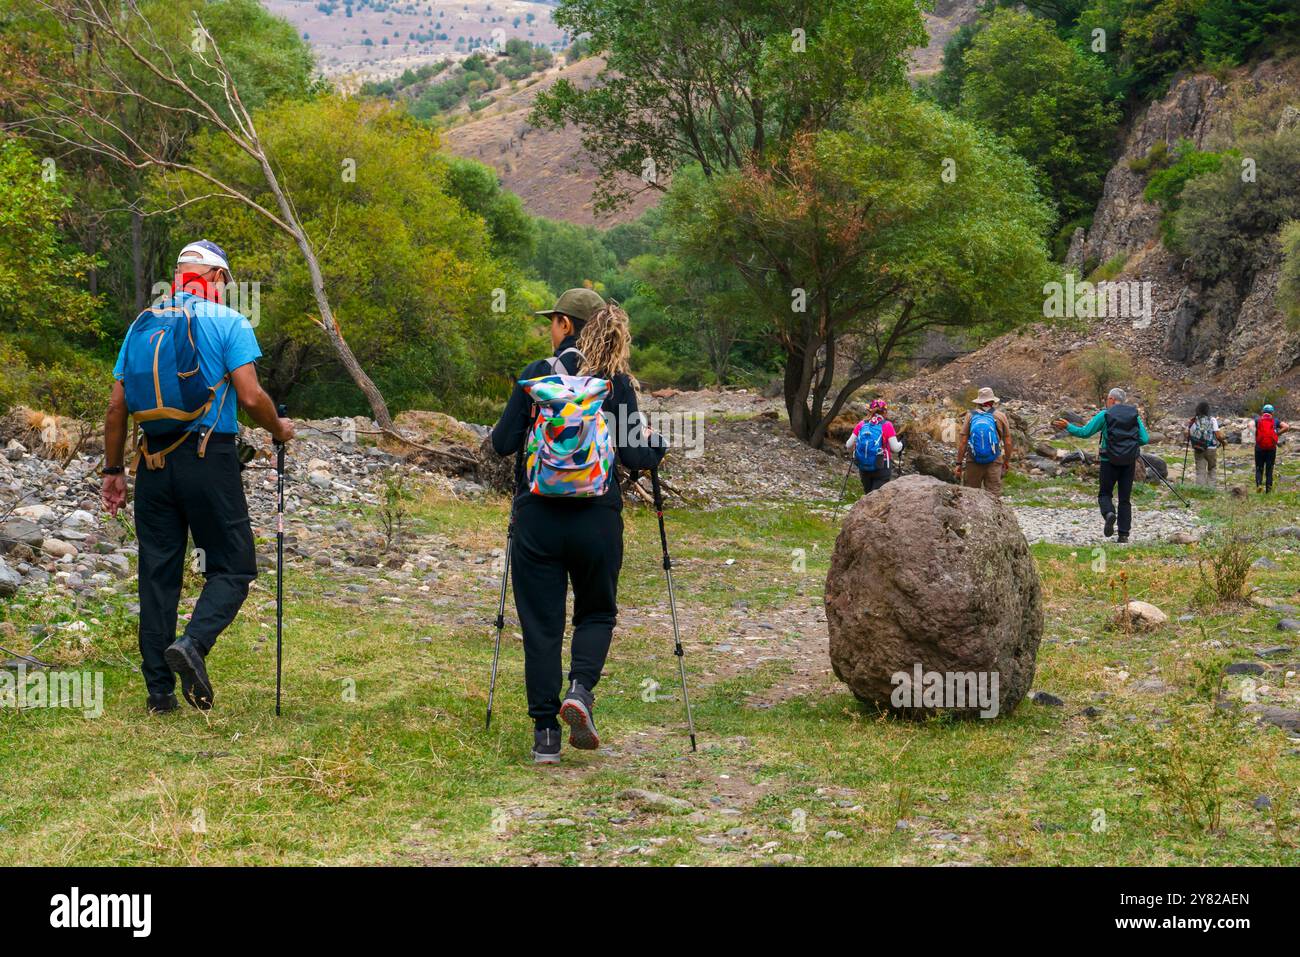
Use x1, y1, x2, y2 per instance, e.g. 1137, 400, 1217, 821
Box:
535, 287, 606, 323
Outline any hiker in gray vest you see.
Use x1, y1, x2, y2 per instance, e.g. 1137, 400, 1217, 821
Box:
1185, 400, 1224, 488
1053, 387, 1149, 544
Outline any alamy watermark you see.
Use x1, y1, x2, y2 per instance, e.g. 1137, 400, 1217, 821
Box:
1, 664, 104, 718
1043, 275, 1152, 329
890, 664, 1001, 718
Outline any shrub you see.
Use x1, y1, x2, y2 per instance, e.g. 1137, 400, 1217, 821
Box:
1067, 344, 1133, 401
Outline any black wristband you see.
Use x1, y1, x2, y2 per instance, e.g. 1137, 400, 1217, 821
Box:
101, 466, 124, 476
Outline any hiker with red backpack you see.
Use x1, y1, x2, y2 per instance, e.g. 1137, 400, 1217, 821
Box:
1053, 387, 1149, 544
1254, 403, 1291, 493
101, 240, 294, 714
845, 398, 903, 495
490, 290, 667, 764
955, 387, 1012, 497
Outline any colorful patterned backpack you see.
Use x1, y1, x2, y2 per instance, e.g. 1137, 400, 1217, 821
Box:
519, 373, 616, 497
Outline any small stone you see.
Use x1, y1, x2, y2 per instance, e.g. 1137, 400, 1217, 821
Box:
1115, 600, 1167, 630
1252, 795, 1272, 811
824, 830, 846, 841
1030, 690, 1064, 707
40, 538, 78, 559
1081, 706, 1103, 718
618, 788, 694, 815
1225, 662, 1266, 675
1276, 620, 1300, 633
1256, 646, 1292, 659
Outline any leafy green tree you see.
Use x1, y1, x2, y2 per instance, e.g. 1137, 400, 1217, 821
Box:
529, 218, 617, 294
1140, 138, 1233, 243
1279, 220, 1300, 330
667, 92, 1056, 445
1197, 0, 1300, 65
442, 156, 537, 264
1171, 128, 1300, 288
0, 138, 102, 336
161, 97, 532, 417
531, 0, 926, 212
960, 8, 1122, 226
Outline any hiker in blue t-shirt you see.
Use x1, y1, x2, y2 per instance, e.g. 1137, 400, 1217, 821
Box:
1053, 387, 1149, 543
101, 240, 295, 715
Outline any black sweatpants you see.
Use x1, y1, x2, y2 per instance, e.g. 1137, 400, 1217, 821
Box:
859, 468, 891, 495
1255, 447, 1276, 491
133, 435, 256, 696
510, 497, 623, 730
1098, 459, 1135, 536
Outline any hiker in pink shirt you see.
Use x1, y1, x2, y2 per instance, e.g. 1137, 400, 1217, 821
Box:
846, 398, 903, 495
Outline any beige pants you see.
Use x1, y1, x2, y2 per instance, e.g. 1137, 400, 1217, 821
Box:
962, 460, 1004, 496
1194, 448, 1217, 487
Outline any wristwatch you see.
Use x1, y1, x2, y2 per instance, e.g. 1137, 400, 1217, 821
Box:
101, 466, 124, 476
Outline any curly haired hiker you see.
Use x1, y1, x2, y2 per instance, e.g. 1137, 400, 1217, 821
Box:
846, 398, 903, 495
1053, 387, 1149, 544
1185, 400, 1224, 488
1254, 403, 1291, 493
955, 387, 1012, 497
101, 240, 294, 714
490, 290, 667, 764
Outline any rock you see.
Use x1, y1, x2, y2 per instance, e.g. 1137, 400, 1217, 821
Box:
618, 788, 695, 815
308, 471, 333, 490
1256, 646, 1292, 658
1168, 530, 1200, 545
1245, 705, 1300, 734
1136, 453, 1168, 483
825, 475, 1042, 719
1029, 690, 1064, 706
62, 509, 97, 529
1252, 795, 1272, 811
14, 503, 55, 523
1081, 706, 1103, 718
0, 557, 21, 597
1277, 620, 1300, 633
40, 538, 78, 559
1225, 662, 1266, 675
1115, 600, 1167, 630
0, 519, 45, 550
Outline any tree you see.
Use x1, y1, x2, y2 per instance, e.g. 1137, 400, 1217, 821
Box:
1197, 0, 1300, 65
3, 0, 398, 427
960, 8, 1121, 226
666, 93, 1056, 446
441, 155, 536, 264
162, 97, 533, 416
530, 0, 926, 213
0, 138, 102, 335
529, 218, 617, 294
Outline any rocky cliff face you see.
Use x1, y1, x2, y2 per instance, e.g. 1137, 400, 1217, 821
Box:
1076, 58, 1300, 382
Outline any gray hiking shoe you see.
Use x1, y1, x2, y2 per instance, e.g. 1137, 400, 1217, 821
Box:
532, 727, 561, 764
559, 680, 600, 751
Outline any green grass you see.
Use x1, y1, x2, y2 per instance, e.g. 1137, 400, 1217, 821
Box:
2, 451, 1298, 865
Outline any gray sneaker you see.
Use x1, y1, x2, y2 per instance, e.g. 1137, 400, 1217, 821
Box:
559, 680, 600, 750
531, 727, 561, 764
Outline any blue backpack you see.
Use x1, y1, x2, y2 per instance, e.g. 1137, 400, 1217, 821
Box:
967, 410, 1001, 465
854, 419, 885, 471
121, 296, 229, 469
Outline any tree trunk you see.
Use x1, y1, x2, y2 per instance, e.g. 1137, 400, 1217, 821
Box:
131, 209, 145, 313
256, 153, 394, 428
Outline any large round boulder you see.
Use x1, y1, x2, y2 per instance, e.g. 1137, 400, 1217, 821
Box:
824, 475, 1042, 719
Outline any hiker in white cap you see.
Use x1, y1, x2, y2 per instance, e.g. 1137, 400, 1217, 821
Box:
955, 386, 1012, 497
101, 239, 294, 715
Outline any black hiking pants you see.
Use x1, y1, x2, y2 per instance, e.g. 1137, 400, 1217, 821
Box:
1255, 448, 1276, 491
859, 468, 891, 495
1098, 459, 1135, 537
510, 497, 623, 730
133, 434, 256, 696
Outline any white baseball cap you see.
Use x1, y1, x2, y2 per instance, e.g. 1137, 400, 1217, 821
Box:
177, 240, 233, 281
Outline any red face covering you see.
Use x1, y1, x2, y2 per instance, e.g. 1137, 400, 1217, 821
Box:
173, 270, 225, 304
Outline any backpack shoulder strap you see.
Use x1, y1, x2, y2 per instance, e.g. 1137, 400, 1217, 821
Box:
548, 347, 584, 375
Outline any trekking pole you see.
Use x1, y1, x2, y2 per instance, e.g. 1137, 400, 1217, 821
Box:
274, 403, 287, 716
1141, 452, 1193, 509
649, 467, 697, 752
838, 458, 855, 502
1179, 436, 1190, 486
485, 516, 513, 731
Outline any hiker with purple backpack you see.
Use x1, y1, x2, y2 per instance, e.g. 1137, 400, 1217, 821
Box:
490, 289, 667, 764
846, 398, 903, 495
